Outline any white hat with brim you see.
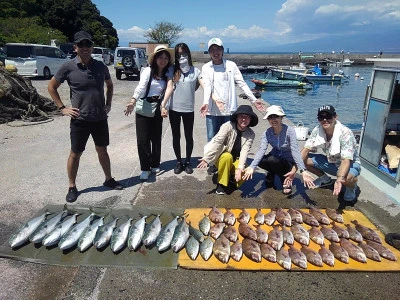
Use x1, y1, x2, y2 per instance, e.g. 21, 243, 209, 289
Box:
148, 45, 175, 65
263, 105, 286, 119
208, 37, 223, 50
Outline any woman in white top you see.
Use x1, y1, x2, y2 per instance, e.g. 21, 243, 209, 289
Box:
161, 43, 203, 175
125, 45, 174, 180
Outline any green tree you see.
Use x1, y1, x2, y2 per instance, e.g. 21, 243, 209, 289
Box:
144, 21, 183, 47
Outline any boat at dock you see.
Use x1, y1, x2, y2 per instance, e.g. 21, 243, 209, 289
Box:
251, 77, 313, 89
269, 65, 348, 83
342, 58, 354, 66
359, 58, 400, 201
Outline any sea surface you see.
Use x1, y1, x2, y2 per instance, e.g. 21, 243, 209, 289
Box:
243, 65, 373, 131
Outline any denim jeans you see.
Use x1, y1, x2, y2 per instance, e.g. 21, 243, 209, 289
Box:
206, 115, 231, 141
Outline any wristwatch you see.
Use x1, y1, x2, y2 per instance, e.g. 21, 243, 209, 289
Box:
58, 105, 66, 110
299, 169, 306, 173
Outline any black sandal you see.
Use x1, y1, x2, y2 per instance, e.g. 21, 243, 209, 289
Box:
282, 185, 292, 195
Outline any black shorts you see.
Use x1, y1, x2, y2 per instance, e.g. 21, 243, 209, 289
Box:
70, 119, 109, 153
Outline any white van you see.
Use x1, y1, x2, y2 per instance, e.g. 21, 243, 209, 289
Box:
5, 43, 68, 79
92, 47, 111, 65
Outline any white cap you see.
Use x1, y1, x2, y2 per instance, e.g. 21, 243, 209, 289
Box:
263, 105, 286, 120
208, 37, 223, 49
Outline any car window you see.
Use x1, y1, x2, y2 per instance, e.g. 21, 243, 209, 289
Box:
117, 50, 136, 58
7, 45, 34, 58
44, 47, 57, 58
93, 48, 102, 54
35, 47, 45, 56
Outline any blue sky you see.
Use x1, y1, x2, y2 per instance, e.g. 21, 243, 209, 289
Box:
92, 0, 400, 52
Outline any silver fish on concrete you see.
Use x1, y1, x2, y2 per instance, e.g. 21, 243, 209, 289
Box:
301, 245, 323, 267
329, 242, 349, 264
223, 225, 238, 242
199, 214, 211, 236
209, 222, 225, 239
188, 222, 204, 243
351, 220, 382, 244
213, 235, 231, 263
94, 217, 119, 249
238, 208, 251, 224
340, 238, 367, 263
208, 206, 224, 223
30, 208, 68, 244
255, 225, 268, 244
282, 225, 294, 245
345, 224, 363, 243
288, 245, 308, 269
128, 215, 148, 251
268, 226, 284, 251
42, 213, 79, 247
185, 236, 200, 260
171, 218, 190, 253
366, 240, 397, 261
320, 225, 340, 243
78, 216, 104, 252
332, 222, 350, 239
318, 245, 335, 267
111, 218, 133, 253
275, 208, 291, 227
276, 248, 291, 270
291, 223, 310, 246
309, 226, 325, 245
230, 240, 243, 262
238, 222, 257, 241
264, 210, 276, 226
357, 242, 381, 262
142, 214, 162, 246
254, 208, 265, 225
200, 237, 214, 261
260, 243, 276, 262
9, 211, 51, 248
156, 216, 178, 252
325, 208, 344, 223
223, 208, 236, 226
287, 208, 303, 224
242, 238, 261, 263
59, 213, 94, 250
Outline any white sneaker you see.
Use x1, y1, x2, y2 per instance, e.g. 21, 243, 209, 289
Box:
140, 171, 151, 181
344, 183, 357, 201
151, 168, 160, 173
313, 174, 334, 188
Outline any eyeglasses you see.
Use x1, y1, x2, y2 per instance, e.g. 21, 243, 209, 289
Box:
77, 41, 93, 48
317, 114, 333, 121
266, 114, 280, 120
179, 52, 188, 58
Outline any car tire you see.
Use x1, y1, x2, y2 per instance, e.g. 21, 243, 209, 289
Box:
116, 69, 122, 80
43, 67, 51, 79
122, 55, 135, 68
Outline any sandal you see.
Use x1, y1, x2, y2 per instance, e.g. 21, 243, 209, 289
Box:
282, 185, 292, 195
265, 173, 275, 189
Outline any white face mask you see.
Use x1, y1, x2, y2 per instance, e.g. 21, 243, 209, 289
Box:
179, 57, 190, 73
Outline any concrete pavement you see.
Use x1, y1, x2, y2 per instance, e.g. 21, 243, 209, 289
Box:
1, 64, 400, 299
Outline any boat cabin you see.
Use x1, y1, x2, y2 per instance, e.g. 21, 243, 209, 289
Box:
359, 58, 400, 201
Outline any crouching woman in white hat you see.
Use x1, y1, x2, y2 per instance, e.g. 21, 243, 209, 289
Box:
197, 105, 258, 195
243, 105, 314, 195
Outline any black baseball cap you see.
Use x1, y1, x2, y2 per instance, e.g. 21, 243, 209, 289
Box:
318, 105, 336, 116
74, 31, 93, 43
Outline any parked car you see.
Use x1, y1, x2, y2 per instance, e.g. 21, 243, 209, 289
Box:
114, 47, 147, 80
92, 47, 111, 65
4, 43, 68, 79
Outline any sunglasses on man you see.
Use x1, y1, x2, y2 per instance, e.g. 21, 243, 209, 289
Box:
317, 114, 334, 121
77, 41, 93, 48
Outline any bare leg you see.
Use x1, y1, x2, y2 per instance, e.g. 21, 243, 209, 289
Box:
96, 146, 112, 181
67, 150, 82, 187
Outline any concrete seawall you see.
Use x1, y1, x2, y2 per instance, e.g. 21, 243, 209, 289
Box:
191, 52, 400, 66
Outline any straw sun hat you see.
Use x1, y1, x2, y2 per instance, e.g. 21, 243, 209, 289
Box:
148, 45, 175, 65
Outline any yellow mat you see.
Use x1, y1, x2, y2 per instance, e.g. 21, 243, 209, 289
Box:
178, 208, 400, 271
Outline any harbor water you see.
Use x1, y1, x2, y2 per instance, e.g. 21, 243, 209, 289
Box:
243, 65, 373, 131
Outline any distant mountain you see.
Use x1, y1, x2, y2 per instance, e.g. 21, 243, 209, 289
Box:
230, 30, 400, 53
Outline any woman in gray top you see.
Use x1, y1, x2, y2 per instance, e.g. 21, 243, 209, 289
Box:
161, 43, 203, 174
243, 105, 313, 195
